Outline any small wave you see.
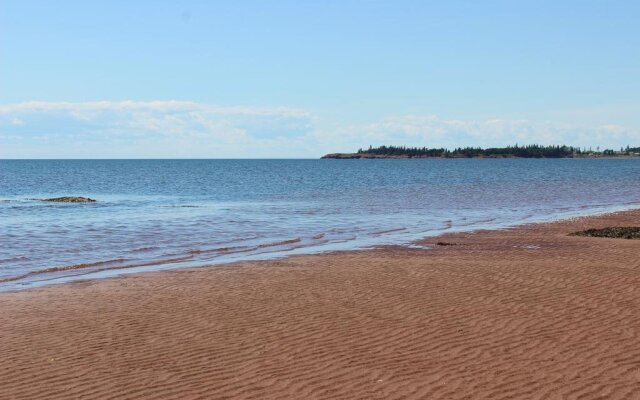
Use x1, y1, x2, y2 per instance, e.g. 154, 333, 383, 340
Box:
324, 235, 357, 244
186, 244, 262, 256
215, 245, 258, 254
188, 248, 216, 255
579, 203, 610, 209
0, 256, 195, 284
131, 246, 161, 253
257, 238, 302, 249
0, 258, 130, 283
42, 258, 130, 272
372, 227, 407, 236
470, 217, 498, 225
312, 233, 326, 239
0, 256, 30, 263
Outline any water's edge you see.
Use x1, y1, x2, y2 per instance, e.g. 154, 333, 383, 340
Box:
3, 203, 638, 293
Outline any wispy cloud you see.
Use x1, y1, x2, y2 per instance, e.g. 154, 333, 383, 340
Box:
0, 101, 315, 158
1, 101, 639, 158
313, 115, 640, 151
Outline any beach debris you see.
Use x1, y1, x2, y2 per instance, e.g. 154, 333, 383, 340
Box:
39, 197, 97, 203
569, 227, 640, 240
436, 241, 460, 246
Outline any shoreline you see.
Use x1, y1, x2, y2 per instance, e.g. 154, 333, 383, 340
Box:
321, 153, 640, 159
4, 203, 639, 292
2, 208, 640, 399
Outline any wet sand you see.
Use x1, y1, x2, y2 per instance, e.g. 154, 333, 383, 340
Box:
2, 209, 640, 399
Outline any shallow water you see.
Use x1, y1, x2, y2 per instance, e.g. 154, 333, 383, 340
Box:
1, 158, 639, 290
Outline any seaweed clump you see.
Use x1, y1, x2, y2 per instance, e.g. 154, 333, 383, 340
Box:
570, 227, 640, 240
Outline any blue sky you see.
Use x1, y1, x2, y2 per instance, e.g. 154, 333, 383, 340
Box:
1, 0, 639, 158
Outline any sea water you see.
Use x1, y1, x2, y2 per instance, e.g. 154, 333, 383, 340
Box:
1, 158, 639, 290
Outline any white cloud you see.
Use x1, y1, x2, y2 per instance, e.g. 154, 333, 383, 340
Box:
313, 115, 640, 151
0, 101, 315, 158
1, 101, 639, 158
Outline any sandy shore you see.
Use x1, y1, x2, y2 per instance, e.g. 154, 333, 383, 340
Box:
2, 210, 640, 399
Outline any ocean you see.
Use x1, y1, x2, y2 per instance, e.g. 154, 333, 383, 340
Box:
1, 158, 639, 290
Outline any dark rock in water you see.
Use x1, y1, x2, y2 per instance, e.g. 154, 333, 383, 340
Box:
41, 197, 97, 203
569, 227, 640, 240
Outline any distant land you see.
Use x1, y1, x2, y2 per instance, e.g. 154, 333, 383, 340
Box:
322, 145, 640, 159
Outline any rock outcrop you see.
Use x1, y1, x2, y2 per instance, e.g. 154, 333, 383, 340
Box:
40, 197, 97, 203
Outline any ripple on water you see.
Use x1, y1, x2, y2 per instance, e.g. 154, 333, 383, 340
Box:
1, 159, 640, 289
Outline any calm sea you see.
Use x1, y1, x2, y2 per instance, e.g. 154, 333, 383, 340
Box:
1, 159, 639, 290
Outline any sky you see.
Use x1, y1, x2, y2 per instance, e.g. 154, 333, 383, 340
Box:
1, 0, 639, 158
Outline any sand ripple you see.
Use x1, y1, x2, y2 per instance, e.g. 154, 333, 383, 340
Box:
1, 210, 640, 399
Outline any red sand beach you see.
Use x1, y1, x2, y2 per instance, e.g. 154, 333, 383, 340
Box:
2, 209, 640, 399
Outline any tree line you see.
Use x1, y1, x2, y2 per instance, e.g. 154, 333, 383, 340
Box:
356, 144, 640, 158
